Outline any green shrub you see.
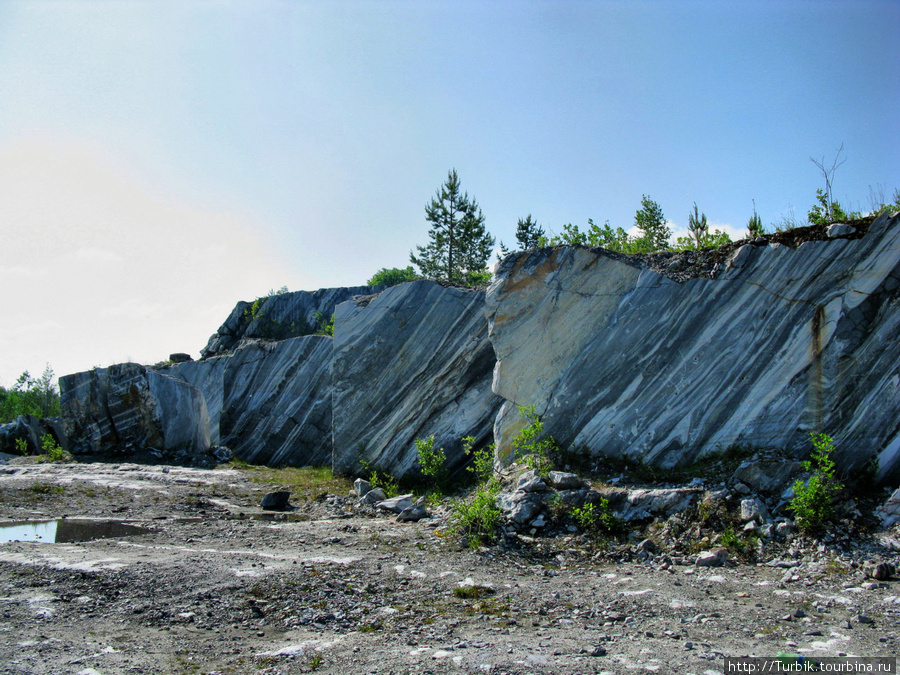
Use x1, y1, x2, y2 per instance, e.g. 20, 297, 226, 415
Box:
37, 434, 70, 463
788, 433, 843, 532
0, 365, 61, 423
463, 435, 494, 484
448, 481, 502, 548
747, 202, 765, 238
313, 311, 335, 336
808, 188, 850, 225
14, 438, 29, 456
360, 460, 399, 498
720, 526, 758, 559
572, 498, 624, 537
367, 266, 419, 287
512, 405, 555, 476
415, 435, 447, 495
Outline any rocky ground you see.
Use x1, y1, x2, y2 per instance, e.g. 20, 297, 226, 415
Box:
1, 457, 898, 675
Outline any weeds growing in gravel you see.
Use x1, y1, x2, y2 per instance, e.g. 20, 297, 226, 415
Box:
572, 498, 625, 537
448, 480, 502, 548
415, 435, 447, 499
229, 463, 353, 502
720, 526, 759, 559
463, 435, 494, 484
789, 433, 843, 533
37, 434, 70, 463
360, 460, 400, 498
513, 405, 555, 476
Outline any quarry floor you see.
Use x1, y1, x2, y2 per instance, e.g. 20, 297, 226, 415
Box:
0, 460, 898, 675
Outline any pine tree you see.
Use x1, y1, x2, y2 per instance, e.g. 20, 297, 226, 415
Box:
687, 203, 708, 249
515, 214, 545, 250
747, 201, 764, 238
410, 169, 495, 286
634, 195, 671, 251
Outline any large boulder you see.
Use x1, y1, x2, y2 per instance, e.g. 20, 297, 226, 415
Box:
485, 212, 900, 482
0, 415, 42, 455
332, 280, 502, 478
201, 286, 382, 358
60, 363, 210, 457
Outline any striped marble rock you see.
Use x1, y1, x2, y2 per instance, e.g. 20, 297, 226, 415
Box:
485, 211, 900, 482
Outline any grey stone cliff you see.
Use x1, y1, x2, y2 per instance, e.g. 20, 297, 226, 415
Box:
332, 280, 502, 478
219, 336, 334, 467
164, 337, 333, 467
60, 363, 210, 456
485, 211, 900, 482
201, 286, 382, 357
163, 355, 229, 445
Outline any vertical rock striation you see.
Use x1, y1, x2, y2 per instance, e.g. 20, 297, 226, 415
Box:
332, 280, 502, 478
163, 355, 229, 445
164, 337, 334, 467
485, 212, 900, 482
219, 336, 334, 467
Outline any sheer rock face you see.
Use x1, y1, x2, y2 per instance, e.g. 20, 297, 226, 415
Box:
219, 336, 334, 467
201, 286, 381, 358
165, 337, 333, 467
163, 356, 229, 445
485, 212, 900, 482
59, 363, 210, 456
332, 280, 502, 478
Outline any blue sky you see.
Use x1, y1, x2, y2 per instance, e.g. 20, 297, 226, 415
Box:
1, 0, 898, 386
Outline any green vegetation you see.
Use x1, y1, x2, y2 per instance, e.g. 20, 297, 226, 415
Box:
514, 214, 545, 250
789, 433, 844, 533
542, 219, 649, 253
572, 498, 624, 537
463, 435, 494, 484
540, 195, 672, 254
634, 194, 671, 251
37, 433, 71, 463
359, 460, 399, 499
747, 201, 765, 237
448, 480, 502, 548
312, 311, 335, 336
807, 144, 851, 226
453, 584, 495, 599
30, 482, 65, 495
415, 435, 447, 497
870, 186, 900, 216
15, 438, 28, 455
807, 188, 850, 226
367, 266, 419, 287
226, 461, 353, 502
512, 405, 555, 476
673, 203, 732, 250
720, 525, 759, 558
0, 365, 60, 423
449, 436, 503, 547
410, 168, 495, 286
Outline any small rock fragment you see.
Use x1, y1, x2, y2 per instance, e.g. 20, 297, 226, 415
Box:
353, 478, 372, 498
260, 491, 291, 510
695, 548, 728, 567
864, 562, 895, 581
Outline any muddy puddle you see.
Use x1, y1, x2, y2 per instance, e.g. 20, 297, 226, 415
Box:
0, 518, 151, 544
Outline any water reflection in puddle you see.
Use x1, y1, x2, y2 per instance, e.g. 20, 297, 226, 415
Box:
0, 519, 151, 544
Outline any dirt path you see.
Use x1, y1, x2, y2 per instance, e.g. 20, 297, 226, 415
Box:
1, 460, 898, 674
